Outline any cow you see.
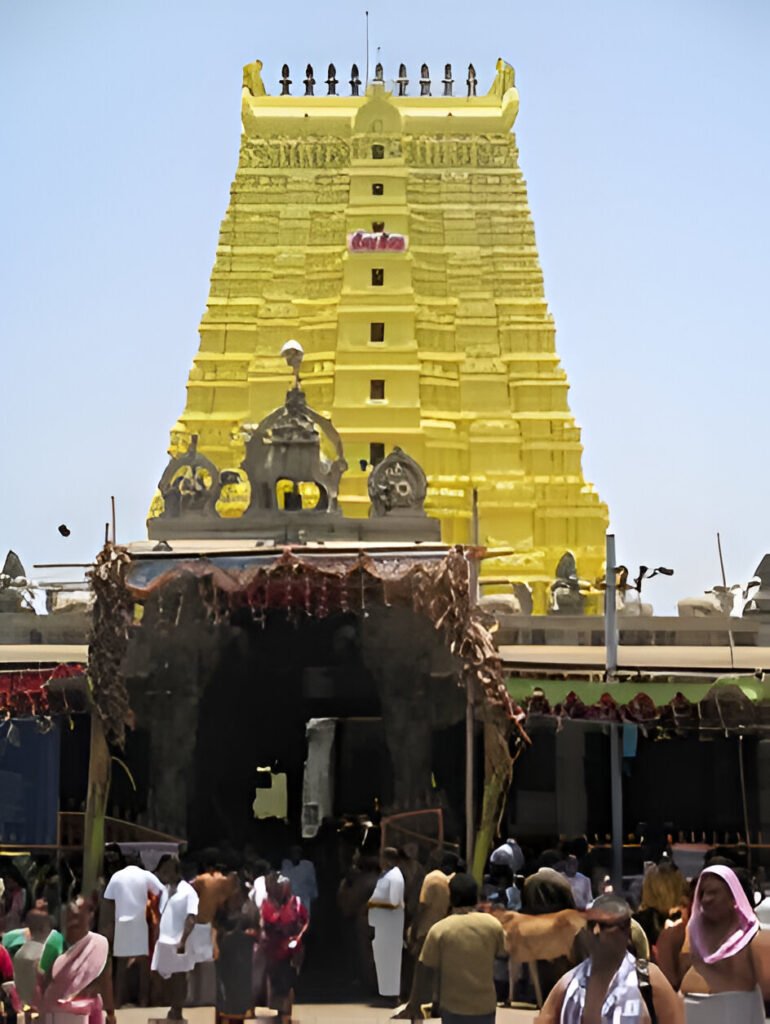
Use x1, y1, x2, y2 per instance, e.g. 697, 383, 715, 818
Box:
483, 905, 586, 1007
677, 585, 739, 617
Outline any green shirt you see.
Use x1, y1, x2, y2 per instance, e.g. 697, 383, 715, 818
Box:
39, 931, 64, 973
1, 929, 64, 972
1, 930, 26, 956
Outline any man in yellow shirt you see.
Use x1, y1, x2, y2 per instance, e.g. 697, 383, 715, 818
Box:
401, 873, 505, 1024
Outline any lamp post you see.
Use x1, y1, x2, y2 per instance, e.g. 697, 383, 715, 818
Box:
604, 535, 673, 894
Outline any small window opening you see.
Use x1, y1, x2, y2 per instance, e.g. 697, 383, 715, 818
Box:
370, 379, 385, 401
370, 442, 385, 465
372, 221, 385, 233
370, 322, 385, 342
371, 144, 385, 159
371, 268, 384, 286
372, 182, 384, 196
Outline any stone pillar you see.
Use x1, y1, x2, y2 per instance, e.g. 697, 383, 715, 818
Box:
556, 722, 587, 838
757, 740, 770, 841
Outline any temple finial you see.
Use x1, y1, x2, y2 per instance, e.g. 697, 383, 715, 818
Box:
443, 63, 454, 96
350, 63, 361, 96
420, 63, 431, 96
280, 64, 292, 95
466, 63, 477, 97
396, 63, 408, 96
304, 64, 315, 96
374, 62, 384, 82
326, 63, 338, 95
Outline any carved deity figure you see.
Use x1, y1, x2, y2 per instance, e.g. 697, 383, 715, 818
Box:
368, 447, 428, 517
155, 435, 222, 519
549, 551, 586, 615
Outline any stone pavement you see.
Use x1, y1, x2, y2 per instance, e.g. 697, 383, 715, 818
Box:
117, 1005, 538, 1024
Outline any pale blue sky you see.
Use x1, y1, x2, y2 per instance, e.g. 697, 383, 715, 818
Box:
2, 0, 769, 611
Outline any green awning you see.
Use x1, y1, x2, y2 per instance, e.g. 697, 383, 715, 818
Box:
506, 674, 770, 706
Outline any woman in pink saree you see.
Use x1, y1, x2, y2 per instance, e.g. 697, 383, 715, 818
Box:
37, 897, 109, 1024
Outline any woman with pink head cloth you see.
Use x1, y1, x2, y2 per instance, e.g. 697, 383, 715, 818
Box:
681, 864, 770, 1022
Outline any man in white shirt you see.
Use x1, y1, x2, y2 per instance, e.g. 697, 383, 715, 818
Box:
151, 857, 199, 1021
561, 854, 593, 911
104, 860, 164, 1007
367, 847, 405, 1005
280, 846, 318, 919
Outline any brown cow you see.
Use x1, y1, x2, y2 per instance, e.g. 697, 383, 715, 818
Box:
484, 905, 587, 1007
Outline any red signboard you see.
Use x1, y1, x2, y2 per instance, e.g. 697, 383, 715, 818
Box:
347, 230, 408, 252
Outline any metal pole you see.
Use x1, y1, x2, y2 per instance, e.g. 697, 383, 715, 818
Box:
610, 722, 624, 895
605, 533, 617, 680
606, 534, 623, 893
465, 550, 479, 865
365, 11, 370, 87
717, 532, 735, 671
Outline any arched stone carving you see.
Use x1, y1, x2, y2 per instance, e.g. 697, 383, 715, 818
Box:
368, 447, 428, 517
156, 435, 222, 518
241, 387, 348, 514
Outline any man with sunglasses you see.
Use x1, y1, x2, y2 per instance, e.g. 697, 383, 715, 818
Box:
537, 894, 683, 1023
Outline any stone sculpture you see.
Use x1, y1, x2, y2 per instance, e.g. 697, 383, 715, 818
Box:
743, 558, 769, 615
157, 435, 222, 519
420, 63, 431, 96
326, 63, 338, 95
241, 385, 347, 514
467, 63, 477, 96
149, 344, 439, 540
368, 447, 428, 517
304, 64, 315, 96
350, 64, 361, 96
677, 586, 740, 617
280, 64, 292, 95
442, 64, 454, 96
396, 64, 408, 96
549, 552, 586, 615
478, 582, 533, 616
0, 551, 34, 613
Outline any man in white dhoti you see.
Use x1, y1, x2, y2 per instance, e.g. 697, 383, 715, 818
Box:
367, 847, 405, 1004
103, 860, 163, 1006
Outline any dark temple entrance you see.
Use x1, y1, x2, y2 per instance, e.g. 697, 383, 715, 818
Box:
188, 610, 387, 853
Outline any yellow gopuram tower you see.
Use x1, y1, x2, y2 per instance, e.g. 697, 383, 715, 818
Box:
160, 57, 608, 605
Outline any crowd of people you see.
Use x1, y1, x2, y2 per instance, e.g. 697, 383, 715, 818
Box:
0, 844, 317, 1024
0, 834, 769, 1023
